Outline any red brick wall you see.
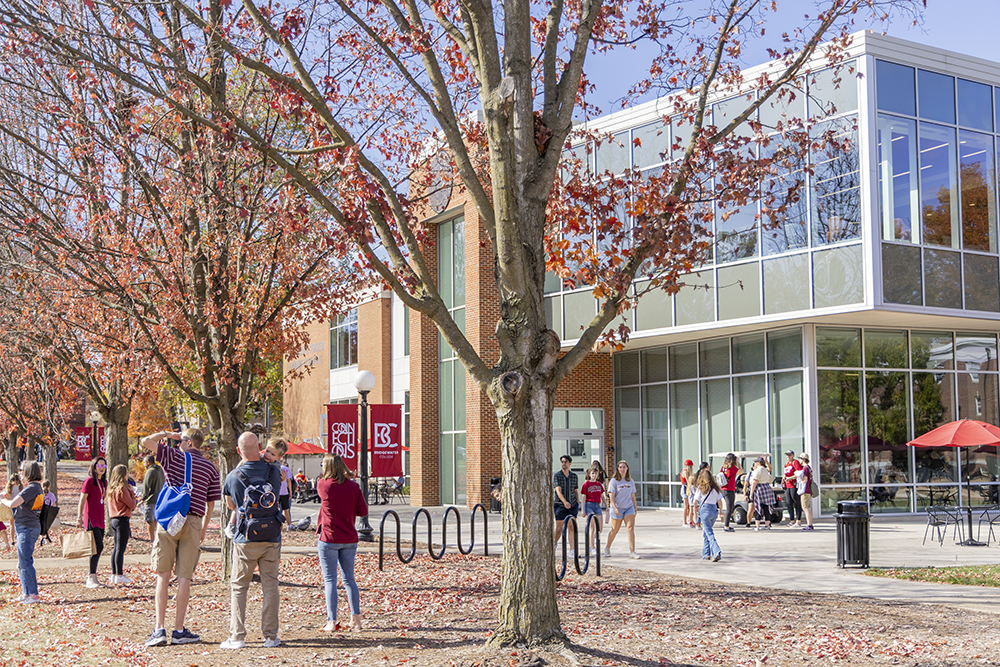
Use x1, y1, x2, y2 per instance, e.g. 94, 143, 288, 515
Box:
409, 245, 441, 506
554, 353, 616, 474
357, 293, 393, 404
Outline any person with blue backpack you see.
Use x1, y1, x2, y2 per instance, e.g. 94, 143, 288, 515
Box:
219, 431, 284, 649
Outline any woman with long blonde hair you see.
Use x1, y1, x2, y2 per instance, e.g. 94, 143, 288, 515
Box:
692, 469, 725, 561
316, 454, 368, 632
605, 460, 640, 560
106, 464, 137, 585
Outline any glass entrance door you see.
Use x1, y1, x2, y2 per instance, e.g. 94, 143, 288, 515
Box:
551, 436, 604, 479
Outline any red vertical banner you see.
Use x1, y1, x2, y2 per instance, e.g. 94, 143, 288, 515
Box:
96, 427, 107, 457
326, 404, 359, 472
74, 427, 92, 461
370, 404, 403, 478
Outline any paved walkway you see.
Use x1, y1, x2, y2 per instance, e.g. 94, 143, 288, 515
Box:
5, 462, 999, 613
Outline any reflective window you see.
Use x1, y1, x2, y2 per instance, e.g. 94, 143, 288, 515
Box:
919, 123, 959, 248
960, 131, 997, 252
643, 385, 669, 483
763, 254, 810, 314
732, 333, 765, 374
735, 374, 767, 449
717, 263, 760, 320
758, 83, 805, 132
864, 329, 908, 369
770, 371, 804, 455
670, 116, 693, 160
816, 327, 861, 368
918, 70, 956, 124
882, 243, 922, 305
877, 116, 919, 242
634, 280, 673, 330
767, 329, 802, 369
876, 60, 916, 116
713, 95, 755, 139
615, 352, 640, 386
808, 62, 858, 120
865, 371, 910, 486
640, 348, 668, 384
957, 79, 993, 131
632, 122, 669, 169
330, 309, 359, 369
563, 290, 596, 338
699, 338, 730, 377
813, 245, 863, 308
715, 201, 759, 262
669, 382, 699, 474
910, 331, 954, 370
701, 378, 733, 455
669, 343, 697, 380
596, 133, 629, 174
762, 136, 809, 254
817, 370, 862, 484
955, 333, 998, 371
812, 117, 861, 245
923, 248, 962, 309
960, 255, 997, 311
675, 272, 715, 325
544, 296, 561, 338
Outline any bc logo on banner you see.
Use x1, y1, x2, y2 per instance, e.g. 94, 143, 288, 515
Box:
370, 404, 403, 477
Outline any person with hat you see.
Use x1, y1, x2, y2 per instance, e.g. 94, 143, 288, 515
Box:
782, 450, 803, 527
747, 456, 775, 530
680, 460, 695, 528
795, 453, 815, 530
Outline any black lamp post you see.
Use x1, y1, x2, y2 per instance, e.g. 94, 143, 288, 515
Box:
354, 370, 376, 542
90, 410, 101, 459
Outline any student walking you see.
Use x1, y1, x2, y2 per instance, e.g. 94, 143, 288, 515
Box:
77, 457, 108, 588
719, 453, 742, 531
1, 461, 44, 603
142, 455, 165, 541
782, 450, 803, 527
107, 464, 138, 585
317, 453, 368, 633
605, 460, 640, 559
797, 453, 815, 530
691, 469, 725, 561
580, 467, 605, 551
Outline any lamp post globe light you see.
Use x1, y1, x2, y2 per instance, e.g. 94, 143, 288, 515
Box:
353, 370, 376, 542
89, 410, 102, 459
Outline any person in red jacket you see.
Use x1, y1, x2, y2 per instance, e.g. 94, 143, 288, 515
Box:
316, 454, 368, 633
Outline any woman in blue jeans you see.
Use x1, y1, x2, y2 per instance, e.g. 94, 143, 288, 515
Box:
690, 469, 725, 562
316, 454, 368, 632
1, 461, 45, 603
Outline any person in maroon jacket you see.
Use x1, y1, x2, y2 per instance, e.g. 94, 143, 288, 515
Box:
782, 450, 804, 527
316, 454, 368, 633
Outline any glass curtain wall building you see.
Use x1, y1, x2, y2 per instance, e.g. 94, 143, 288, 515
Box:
587, 33, 1000, 515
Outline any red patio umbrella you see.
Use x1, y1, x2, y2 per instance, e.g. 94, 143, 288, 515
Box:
907, 419, 1000, 546
285, 441, 327, 455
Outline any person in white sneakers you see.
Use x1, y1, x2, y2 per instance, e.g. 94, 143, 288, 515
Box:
107, 464, 137, 584
76, 457, 108, 589
552, 455, 580, 560
605, 460, 641, 559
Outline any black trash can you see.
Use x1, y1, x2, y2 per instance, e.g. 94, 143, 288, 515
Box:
835, 500, 871, 569
490, 477, 502, 513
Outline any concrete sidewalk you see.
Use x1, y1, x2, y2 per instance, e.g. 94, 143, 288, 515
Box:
6, 461, 999, 613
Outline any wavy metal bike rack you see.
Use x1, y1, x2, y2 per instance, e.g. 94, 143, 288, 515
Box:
555, 514, 602, 580
378, 503, 489, 571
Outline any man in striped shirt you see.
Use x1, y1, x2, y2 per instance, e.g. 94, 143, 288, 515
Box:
140, 428, 222, 647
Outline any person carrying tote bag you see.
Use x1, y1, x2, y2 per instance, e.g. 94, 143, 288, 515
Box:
2, 461, 46, 603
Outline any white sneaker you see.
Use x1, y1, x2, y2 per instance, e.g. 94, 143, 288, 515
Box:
264, 638, 281, 648
567, 549, 575, 559
629, 552, 641, 560
108, 575, 119, 585
603, 547, 611, 558
224, 524, 236, 540
117, 575, 132, 585
220, 637, 245, 649
84, 575, 101, 589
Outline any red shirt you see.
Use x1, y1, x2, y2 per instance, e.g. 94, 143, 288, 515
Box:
783, 459, 803, 489
581, 481, 605, 504
317, 477, 369, 544
81, 477, 107, 530
721, 466, 739, 492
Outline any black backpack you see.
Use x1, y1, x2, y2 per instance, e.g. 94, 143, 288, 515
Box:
236, 465, 282, 541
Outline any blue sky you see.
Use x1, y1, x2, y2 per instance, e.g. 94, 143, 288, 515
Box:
582, 2, 1000, 113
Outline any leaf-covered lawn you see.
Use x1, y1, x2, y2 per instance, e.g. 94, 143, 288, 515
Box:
865, 564, 1000, 587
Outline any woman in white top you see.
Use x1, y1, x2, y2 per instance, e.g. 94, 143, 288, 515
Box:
748, 457, 776, 530
691, 469, 725, 561
604, 461, 641, 560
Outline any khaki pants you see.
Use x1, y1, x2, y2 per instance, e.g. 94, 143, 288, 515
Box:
230, 541, 281, 641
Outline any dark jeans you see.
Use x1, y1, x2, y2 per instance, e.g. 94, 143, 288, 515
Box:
785, 487, 802, 523
723, 490, 736, 527
110, 517, 131, 575
89, 526, 105, 575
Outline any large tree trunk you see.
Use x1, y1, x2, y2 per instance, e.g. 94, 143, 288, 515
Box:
101, 393, 132, 473
211, 397, 244, 582
42, 442, 58, 502
5, 429, 20, 479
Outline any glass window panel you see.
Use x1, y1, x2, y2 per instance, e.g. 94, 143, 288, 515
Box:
996, 87, 1000, 137
641, 348, 668, 384
813, 245, 864, 308
870, 486, 912, 513
881, 243, 923, 305
454, 364, 466, 432
957, 372, 989, 421
915, 485, 959, 509
967, 446, 1000, 483
670, 382, 700, 477
877, 115, 920, 242
960, 131, 997, 252
713, 95, 755, 140
767, 329, 803, 370
918, 70, 956, 124
440, 433, 454, 505
733, 333, 765, 374
817, 370, 862, 484
958, 79, 993, 131
758, 82, 805, 133
568, 410, 602, 429
439, 361, 454, 432
817, 327, 861, 368
735, 374, 767, 450
544, 296, 562, 339
596, 133, 629, 174
770, 371, 804, 455
715, 201, 759, 262
812, 116, 861, 245
455, 433, 467, 506
763, 254, 810, 314
718, 263, 760, 320
913, 371, 955, 437
544, 271, 561, 294
453, 218, 465, 305
920, 123, 959, 248
635, 282, 673, 330
965, 254, 1000, 313
876, 60, 915, 116
864, 329, 908, 369
643, 484, 673, 507
911, 331, 954, 370
866, 371, 911, 485
699, 338, 730, 377
563, 290, 596, 339
819, 487, 865, 515
632, 122, 669, 169
808, 62, 858, 119
675, 272, 716, 325
761, 136, 809, 255
701, 378, 733, 456
670, 116, 693, 161
552, 409, 568, 430
955, 332, 998, 372
669, 343, 697, 380
616, 387, 642, 478
438, 221, 453, 308
643, 385, 669, 481
615, 352, 640, 386
923, 249, 962, 309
